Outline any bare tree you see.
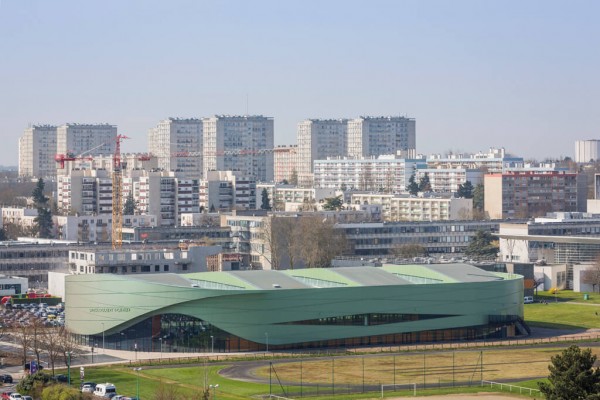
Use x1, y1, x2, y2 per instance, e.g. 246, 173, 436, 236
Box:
581, 261, 600, 293
298, 216, 349, 268
391, 244, 428, 259
11, 319, 33, 366
153, 381, 181, 400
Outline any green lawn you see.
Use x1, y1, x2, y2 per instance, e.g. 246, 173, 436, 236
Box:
525, 290, 600, 329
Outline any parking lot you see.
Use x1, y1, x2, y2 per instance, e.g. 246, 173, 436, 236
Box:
0, 303, 64, 328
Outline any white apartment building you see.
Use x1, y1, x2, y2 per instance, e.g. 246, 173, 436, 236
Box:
67, 153, 158, 174
347, 116, 416, 159
137, 171, 177, 226
256, 184, 338, 211
54, 214, 157, 242
18, 125, 58, 179
313, 156, 425, 192
0, 207, 38, 230
273, 145, 298, 184
202, 115, 274, 182
199, 171, 256, 211
148, 118, 203, 179
297, 119, 348, 187
56, 124, 117, 175
426, 148, 524, 173
415, 168, 483, 193
351, 193, 473, 221
57, 169, 112, 215
575, 140, 600, 163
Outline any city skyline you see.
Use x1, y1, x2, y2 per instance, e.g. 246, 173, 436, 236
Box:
1, 0, 599, 165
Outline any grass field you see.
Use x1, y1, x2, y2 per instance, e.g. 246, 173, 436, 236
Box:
69, 290, 600, 399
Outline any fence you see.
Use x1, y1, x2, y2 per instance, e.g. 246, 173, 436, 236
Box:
481, 380, 542, 398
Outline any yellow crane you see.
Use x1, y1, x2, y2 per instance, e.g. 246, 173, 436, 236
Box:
112, 134, 129, 249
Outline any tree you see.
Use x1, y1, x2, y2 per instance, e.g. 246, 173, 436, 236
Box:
123, 192, 137, 215
581, 257, 600, 293
32, 178, 53, 238
260, 188, 271, 210
298, 216, 349, 268
538, 345, 600, 400
418, 173, 431, 192
464, 230, 499, 260
457, 181, 474, 198
322, 195, 343, 211
406, 174, 419, 196
289, 169, 298, 186
0, 227, 6, 241
473, 183, 484, 211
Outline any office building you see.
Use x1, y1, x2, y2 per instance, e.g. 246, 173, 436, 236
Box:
202, 115, 274, 182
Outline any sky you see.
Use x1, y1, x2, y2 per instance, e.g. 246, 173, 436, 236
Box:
0, 0, 599, 166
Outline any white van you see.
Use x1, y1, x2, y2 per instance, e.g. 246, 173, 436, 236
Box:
524, 296, 534, 304
93, 383, 117, 397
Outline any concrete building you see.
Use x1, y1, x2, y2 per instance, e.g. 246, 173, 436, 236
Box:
257, 184, 338, 212
56, 169, 113, 216
415, 168, 483, 193
273, 145, 298, 184
426, 148, 523, 174
0, 276, 29, 296
148, 118, 203, 179
350, 193, 473, 222
297, 119, 348, 187
137, 171, 177, 226
313, 156, 425, 192
56, 124, 117, 175
338, 220, 499, 257
575, 140, 600, 163
0, 207, 38, 230
347, 116, 416, 159
484, 171, 586, 220
202, 115, 274, 182
18, 125, 58, 179
199, 171, 256, 211
54, 214, 157, 242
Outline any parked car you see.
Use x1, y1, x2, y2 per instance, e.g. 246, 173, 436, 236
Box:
1, 393, 13, 400
8, 394, 22, 400
21, 397, 32, 400
93, 383, 117, 398
53, 374, 68, 383
524, 296, 534, 304
0, 375, 13, 383
81, 384, 95, 393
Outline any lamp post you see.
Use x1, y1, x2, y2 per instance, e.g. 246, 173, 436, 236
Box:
66, 352, 71, 386
134, 342, 138, 362
210, 335, 214, 353
101, 322, 105, 351
265, 332, 268, 353
209, 384, 219, 400
133, 367, 142, 399
159, 337, 163, 360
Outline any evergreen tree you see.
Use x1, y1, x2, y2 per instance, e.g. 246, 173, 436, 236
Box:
322, 195, 343, 211
260, 188, 271, 210
457, 181, 474, 198
32, 178, 53, 239
464, 230, 498, 260
123, 192, 137, 215
289, 169, 299, 186
418, 173, 431, 192
473, 183, 485, 210
0, 227, 6, 241
538, 345, 600, 400
406, 174, 419, 195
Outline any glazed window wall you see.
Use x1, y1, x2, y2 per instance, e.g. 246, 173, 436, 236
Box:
80, 313, 519, 354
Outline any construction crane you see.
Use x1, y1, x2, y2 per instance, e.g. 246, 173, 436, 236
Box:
112, 134, 129, 250
54, 142, 110, 169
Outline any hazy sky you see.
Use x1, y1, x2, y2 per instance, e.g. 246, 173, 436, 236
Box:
1, 0, 599, 165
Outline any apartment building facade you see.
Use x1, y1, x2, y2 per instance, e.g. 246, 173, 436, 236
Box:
415, 168, 483, 193
351, 193, 473, 221
55, 124, 116, 175
202, 115, 274, 182
426, 148, 524, 174
273, 145, 298, 184
148, 118, 203, 179
18, 125, 58, 178
484, 171, 587, 219
297, 119, 348, 187
199, 171, 256, 211
313, 156, 425, 192
347, 116, 416, 159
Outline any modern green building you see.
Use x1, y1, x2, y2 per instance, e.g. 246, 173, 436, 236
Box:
65, 264, 525, 352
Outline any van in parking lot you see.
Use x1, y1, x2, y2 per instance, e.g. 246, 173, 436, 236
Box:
93, 383, 117, 397
524, 296, 534, 304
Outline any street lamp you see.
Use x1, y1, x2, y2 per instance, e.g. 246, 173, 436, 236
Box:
265, 332, 269, 353
101, 322, 105, 351
210, 335, 214, 353
209, 384, 219, 400
159, 337, 163, 359
66, 352, 71, 386
133, 367, 142, 399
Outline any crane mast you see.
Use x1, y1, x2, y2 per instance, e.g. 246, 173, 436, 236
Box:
112, 134, 129, 249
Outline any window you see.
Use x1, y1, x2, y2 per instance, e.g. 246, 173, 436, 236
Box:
164, 265, 169, 272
